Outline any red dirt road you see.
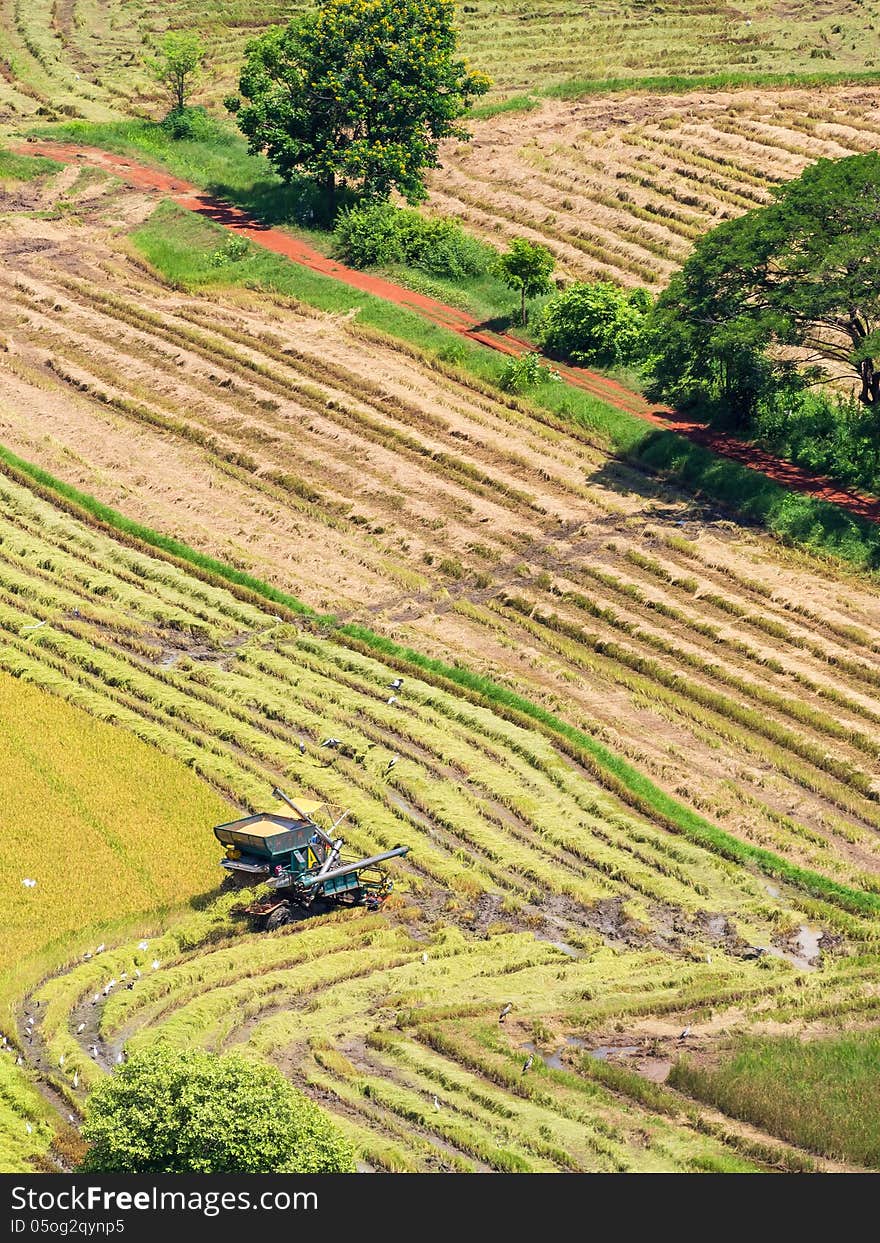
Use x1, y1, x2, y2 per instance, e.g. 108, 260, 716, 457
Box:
17, 141, 880, 525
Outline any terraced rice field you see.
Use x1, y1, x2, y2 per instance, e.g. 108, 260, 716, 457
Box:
2, 449, 866, 1171
430, 83, 880, 286
2, 0, 880, 123
3, 175, 880, 910
28, 900, 874, 1173
0, 457, 839, 956
3, 141, 880, 1176
16, 829, 880, 1171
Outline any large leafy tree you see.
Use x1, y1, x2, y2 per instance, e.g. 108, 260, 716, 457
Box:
647, 152, 880, 422
79, 1047, 355, 1173
226, 0, 490, 210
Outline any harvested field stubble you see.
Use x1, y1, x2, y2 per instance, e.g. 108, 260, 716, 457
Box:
430, 85, 880, 286
1, 189, 880, 913
3, 0, 880, 118
4, 66, 880, 1172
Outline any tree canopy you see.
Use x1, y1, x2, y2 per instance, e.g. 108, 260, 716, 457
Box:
497, 238, 555, 325
226, 0, 489, 209
146, 31, 205, 114
79, 1047, 355, 1174
647, 152, 880, 421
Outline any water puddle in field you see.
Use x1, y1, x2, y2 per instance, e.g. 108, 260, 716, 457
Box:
796, 925, 823, 960
521, 1037, 669, 1078
587, 1045, 639, 1061
520, 1041, 562, 1071
521, 1036, 588, 1071
764, 925, 823, 971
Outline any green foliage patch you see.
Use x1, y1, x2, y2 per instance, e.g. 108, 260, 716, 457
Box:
81, 1046, 354, 1173
671, 1031, 880, 1168
334, 199, 492, 279
539, 282, 652, 367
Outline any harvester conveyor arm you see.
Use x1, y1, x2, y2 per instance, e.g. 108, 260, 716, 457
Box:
299, 845, 410, 887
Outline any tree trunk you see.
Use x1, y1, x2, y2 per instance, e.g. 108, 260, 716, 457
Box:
175, 72, 185, 112
323, 172, 336, 219
521, 287, 527, 326
859, 357, 880, 406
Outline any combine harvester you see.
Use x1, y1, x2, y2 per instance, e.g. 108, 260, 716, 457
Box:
214, 787, 410, 929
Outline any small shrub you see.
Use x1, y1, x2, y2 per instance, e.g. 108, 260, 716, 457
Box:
538, 281, 652, 367
334, 201, 491, 280
210, 235, 251, 267
160, 106, 218, 142
499, 351, 561, 392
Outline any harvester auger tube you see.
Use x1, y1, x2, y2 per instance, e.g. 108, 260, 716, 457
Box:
299, 845, 410, 888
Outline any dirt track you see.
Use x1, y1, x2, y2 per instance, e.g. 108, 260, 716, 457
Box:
15, 140, 880, 527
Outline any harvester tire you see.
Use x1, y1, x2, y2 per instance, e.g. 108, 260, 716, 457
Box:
265, 904, 292, 931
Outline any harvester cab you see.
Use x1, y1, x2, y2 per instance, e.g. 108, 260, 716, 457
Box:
214, 787, 409, 929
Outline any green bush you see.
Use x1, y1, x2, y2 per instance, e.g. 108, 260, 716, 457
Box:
79, 1047, 355, 1173
499, 351, 561, 392
333, 201, 491, 280
160, 106, 222, 143
753, 387, 880, 494
210, 235, 252, 267
539, 281, 652, 366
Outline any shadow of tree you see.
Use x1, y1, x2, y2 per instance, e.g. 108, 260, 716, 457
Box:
585, 426, 880, 568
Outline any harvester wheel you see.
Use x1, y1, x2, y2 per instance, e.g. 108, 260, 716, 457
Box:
264, 904, 292, 931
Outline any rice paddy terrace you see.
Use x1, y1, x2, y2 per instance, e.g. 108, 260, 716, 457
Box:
3, 180, 880, 897
429, 83, 880, 287
2, 0, 880, 124
1, 164, 880, 1172
3, 0, 880, 1179
0, 416, 878, 1174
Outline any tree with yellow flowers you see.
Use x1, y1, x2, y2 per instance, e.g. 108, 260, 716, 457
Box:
226, 0, 490, 214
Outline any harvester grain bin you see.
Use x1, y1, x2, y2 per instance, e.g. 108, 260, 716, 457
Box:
214, 787, 410, 929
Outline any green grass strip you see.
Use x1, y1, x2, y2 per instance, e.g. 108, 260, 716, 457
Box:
544, 67, 880, 100
466, 67, 880, 117
1, 441, 878, 919
0, 146, 63, 181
